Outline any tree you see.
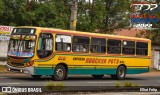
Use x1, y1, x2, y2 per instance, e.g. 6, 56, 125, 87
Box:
76, 0, 130, 33
102, 0, 130, 33
0, 0, 15, 25
0, 0, 131, 34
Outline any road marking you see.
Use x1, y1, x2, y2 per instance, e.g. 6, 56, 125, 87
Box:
87, 82, 114, 84
0, 83, 20, 85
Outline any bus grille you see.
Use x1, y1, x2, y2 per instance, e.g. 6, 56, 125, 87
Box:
11, 62, 24, 67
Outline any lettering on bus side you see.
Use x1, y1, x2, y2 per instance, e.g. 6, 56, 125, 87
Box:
58, 56, 66, 61
73, 57, 85, 61
85, 58, 107, 64
108, 59, 119, 64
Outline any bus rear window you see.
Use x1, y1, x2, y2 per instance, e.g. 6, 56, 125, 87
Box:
136, 42, 148, 56
108, 39, 121, 54
122, 41, 135, 55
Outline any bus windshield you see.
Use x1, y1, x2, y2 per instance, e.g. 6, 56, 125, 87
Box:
8, 35, 36, 57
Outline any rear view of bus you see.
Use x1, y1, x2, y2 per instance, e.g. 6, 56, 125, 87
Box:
6, 27, 39, 78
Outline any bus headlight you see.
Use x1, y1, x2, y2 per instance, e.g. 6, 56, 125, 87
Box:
20, 70, 23, 73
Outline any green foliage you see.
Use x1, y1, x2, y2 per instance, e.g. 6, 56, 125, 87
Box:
77, 0, 130, 33
45, 81, 65, 90
0, 0, 130, 33
0, 93, 7, 95
115, 81, 139, 87
115, 82, 121, 87
45, 81, 55, 90
124, 81, 139, 87
0, 0, 71, 29
124, 82, 133, 87
55, 82, 65, 90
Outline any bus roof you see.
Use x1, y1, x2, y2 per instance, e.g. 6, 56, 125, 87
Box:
16, 26, 151, 42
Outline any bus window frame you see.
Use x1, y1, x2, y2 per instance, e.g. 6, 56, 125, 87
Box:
122, 40, 135, 55
107, 39, 121, 54
72, 36, 90, 53
11, 28, 36, 35
37, 33, 54, 58
90, 37, 106, 53
136, 42, 148, 56
8, 34, 37, 58
55, 34, 72, 52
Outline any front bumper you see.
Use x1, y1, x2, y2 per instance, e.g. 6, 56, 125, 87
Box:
6, 64, 34, 75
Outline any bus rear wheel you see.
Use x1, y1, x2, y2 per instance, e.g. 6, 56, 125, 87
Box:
111, 66, 126, 80
92, 75, 104, 79
54, 65, 66, 81
31, 75, 42, 79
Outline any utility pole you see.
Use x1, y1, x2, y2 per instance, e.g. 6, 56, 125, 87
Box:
70, 0, 78, 31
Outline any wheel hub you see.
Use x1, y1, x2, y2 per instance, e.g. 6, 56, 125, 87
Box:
56, 69, 63, 78
119, 69, 125, 77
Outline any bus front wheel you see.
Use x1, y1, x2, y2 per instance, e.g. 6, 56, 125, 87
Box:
54, 65, 66, 81
111, 66, 126, 80
92, 75, 104, 79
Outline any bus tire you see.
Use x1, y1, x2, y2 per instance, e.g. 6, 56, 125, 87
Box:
92, 75, 104, 79
31, 75, 42, 79
111, 66, 126, 80
54, 65, 66, 81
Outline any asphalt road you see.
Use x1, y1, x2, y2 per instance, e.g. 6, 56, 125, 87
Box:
1, 72, 160, 93
0, 73, 160, 86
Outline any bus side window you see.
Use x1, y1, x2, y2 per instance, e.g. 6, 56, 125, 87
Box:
72, 36, 89, 52
91, 38, 106, 53
136, 42, 148, 56
37, 33, 53, 58
122, 41, 135, 55
108, 39, 121, 54
55, 35, 71, 52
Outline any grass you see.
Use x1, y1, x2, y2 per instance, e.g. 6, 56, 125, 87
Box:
124, 81, 139, 87
45, 81, 55, 90
115, 82, 121, 87
45, 81, 65, 91
0, 93, 6, 95
124, 82, 133, 87
115, 81, 139, 87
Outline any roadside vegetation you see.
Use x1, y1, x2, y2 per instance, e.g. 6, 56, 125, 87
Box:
0, 93, 7, 95
115, 81, 139, 87
45, 81, 65, 91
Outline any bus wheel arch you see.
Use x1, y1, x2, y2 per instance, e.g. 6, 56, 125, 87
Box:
53, 63, 68, 81
111, 64, 127, 80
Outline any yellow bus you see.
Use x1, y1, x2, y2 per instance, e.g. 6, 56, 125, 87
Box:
6, 26, 151, 81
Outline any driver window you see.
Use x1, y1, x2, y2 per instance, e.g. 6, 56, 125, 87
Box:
37, 33, 53, 58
